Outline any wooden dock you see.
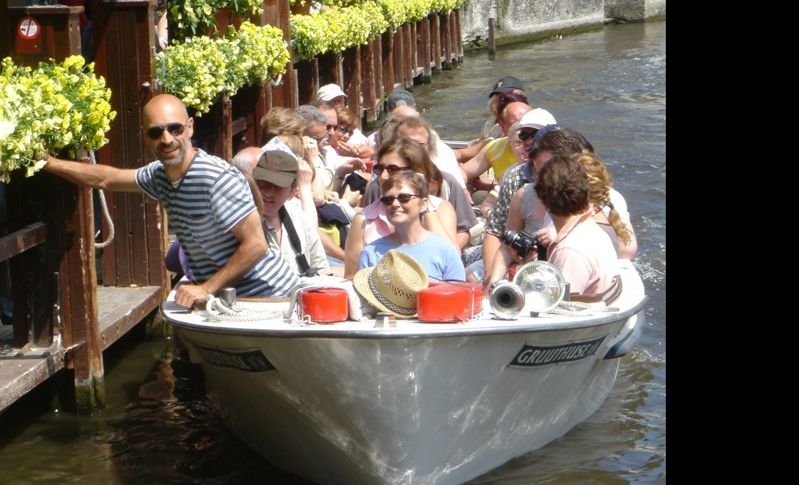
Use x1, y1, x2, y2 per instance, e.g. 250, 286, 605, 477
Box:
1, 286, 161, 412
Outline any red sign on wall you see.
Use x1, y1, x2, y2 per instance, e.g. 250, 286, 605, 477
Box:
16, 16, 42, 54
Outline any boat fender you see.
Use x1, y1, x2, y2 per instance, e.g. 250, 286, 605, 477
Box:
417, 282, 483, 322
301, 288, 349, 323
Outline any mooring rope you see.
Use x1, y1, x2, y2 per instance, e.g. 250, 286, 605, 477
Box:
88, 151, 115, 249
204, 295, 285, 322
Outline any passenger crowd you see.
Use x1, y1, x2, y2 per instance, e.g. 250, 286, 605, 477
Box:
42, 74, 637, 310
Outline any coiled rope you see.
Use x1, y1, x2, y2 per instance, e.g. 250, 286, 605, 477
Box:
205, 295, 284, 322
88, 151, 115, 248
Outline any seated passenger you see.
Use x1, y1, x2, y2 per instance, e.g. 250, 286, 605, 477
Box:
534, 154, 619, 296
252, 150, 332, 277
359, 172, 465, 282
575, 152, 638, 259
344, 138, 458, 279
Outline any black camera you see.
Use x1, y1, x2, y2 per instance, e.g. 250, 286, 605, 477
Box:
501, 229, 539, 260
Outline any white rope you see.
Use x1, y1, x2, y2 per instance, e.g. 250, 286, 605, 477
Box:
205, 295, 284, 322
545, 300, 620, 317
88, 151, 115, 248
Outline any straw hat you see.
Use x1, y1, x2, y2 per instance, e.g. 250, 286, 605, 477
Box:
353, 250, 429, 318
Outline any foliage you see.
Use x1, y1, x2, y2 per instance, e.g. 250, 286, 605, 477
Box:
0, 56, 116, 182
291, 0, 464, 59
168, 0, 264, 41
155, 21, 290, 115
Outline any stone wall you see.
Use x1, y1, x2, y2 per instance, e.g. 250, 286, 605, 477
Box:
461, 0, 665, 48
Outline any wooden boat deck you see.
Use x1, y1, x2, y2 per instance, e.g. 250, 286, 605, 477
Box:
0, 285, 162, 413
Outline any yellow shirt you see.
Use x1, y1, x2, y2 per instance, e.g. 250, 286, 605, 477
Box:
485, 137, 517, 181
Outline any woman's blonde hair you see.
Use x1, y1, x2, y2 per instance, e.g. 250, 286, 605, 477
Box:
571, 152, 631, 245
261, 107, 306, 140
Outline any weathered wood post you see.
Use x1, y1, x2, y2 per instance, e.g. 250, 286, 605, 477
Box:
262, 0, 296, 120
441, 12, 452, 70
488, 17, 496, 59
430, 13, 442, 70
3, 3, 104, 413
372, 35, 384, 119
419, 17, 432, 83
403, 23, 413, 87
391, 28, 403, 88
360, 39, 377, 124
295, 57, 319, 105
341, 45, 362, 127
381, 30, 395, 98
455, 8, 463, 62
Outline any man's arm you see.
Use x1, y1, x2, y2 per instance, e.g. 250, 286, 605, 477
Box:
174, 210, 267, 307
460, 145, 490, 183
45, 155, 140, 192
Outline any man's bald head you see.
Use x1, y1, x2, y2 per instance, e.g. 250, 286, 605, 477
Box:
500, 102, 532, 134
231, 146, 264, 176
143, 94, 189, 127
391, 105, 419, 119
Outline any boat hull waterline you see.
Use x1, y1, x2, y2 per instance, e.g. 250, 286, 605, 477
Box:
164, 260, 646, 484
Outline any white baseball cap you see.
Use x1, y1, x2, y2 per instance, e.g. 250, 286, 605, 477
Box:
519, 108, 557, 130
316, 83, 347, 102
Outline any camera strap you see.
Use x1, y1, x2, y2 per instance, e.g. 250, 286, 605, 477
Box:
279, 206, 312, 274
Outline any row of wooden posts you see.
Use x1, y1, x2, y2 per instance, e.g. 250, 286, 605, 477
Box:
0, 0, 463, 413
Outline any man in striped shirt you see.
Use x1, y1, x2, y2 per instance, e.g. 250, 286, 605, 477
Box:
44, 94, 298, 307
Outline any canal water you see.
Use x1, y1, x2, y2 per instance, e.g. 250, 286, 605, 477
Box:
0, 20, 666, 484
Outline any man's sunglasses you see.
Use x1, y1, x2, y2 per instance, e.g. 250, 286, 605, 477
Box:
146, 123, 186, 140
379, 193, 421, 205
517, 128, 538, 141
374, 164, 409, 176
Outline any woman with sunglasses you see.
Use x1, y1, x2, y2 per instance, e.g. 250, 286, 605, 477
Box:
343, 138, 458, 279
358, 172, 465, 282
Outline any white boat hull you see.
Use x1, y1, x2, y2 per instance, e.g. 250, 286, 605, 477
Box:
164, 261, 646, 484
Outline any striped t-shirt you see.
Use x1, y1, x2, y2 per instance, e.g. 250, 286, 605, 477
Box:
136, 149, 298, 296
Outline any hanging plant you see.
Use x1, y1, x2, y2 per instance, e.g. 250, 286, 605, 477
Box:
155, 21, 290, 115
168, 0, 264, 41
0, 56, 116, 182
289, 0, 465, 60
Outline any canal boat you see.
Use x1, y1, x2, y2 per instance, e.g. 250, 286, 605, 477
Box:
162, 259, 646, 485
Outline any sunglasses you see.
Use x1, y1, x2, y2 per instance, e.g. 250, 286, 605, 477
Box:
146, 122, 186, 140
336, 125, 352, 134
517, 129, 538, 141
374, 164, 409, 176
326, 124, 338, 131
380, 193, 421, 205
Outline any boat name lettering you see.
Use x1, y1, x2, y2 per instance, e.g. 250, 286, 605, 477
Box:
194, 344, 276, 372
509, 336, 607, 367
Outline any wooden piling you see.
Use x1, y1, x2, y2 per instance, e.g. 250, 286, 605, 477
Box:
431, 13, 442, 70
420, 18, 432, 83
488, 17, 496, 59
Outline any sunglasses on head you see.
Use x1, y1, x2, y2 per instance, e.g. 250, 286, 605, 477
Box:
379, 193, 421, 205
146, 122, 186, 140
374, 164, 409, 176
517, 128, 538, 141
